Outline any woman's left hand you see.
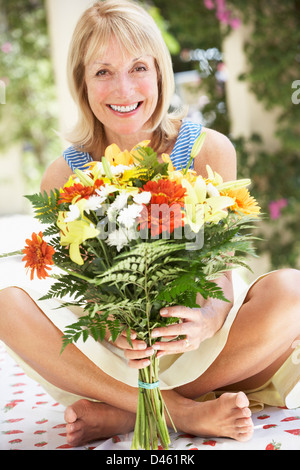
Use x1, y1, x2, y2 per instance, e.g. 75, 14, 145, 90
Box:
151, 305, 220, 357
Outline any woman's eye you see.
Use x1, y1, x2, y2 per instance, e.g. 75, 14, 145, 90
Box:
96, 69, 108, 77
134, 65, 147, 72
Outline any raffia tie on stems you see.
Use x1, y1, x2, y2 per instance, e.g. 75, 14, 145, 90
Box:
131, 355, 176, 450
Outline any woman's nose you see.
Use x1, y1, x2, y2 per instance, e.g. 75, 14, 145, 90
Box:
114, 72, 135, 100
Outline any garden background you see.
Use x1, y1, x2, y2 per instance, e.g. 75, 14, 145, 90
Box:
0, 0, 299, 279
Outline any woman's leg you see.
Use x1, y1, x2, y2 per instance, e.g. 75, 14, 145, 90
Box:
0, 286, 253, 445
0, 287, 141, 410
176, 269, 300, 398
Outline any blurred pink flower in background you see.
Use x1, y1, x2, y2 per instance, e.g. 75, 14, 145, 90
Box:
204, 0, 215, 9
269, 199, 288, 220
203, 0, 241, 29
1, 42, 12, 54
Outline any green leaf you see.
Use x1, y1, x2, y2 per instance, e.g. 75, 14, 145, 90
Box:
25, 189, 60, 225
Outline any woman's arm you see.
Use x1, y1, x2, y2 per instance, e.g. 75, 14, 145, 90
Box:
40, 155, 73, 194
194, 127, 237, 182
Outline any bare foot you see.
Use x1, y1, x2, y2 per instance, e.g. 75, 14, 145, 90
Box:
180, 391, 254, 442
64, 399, 136, 447
64, 391, 253, 447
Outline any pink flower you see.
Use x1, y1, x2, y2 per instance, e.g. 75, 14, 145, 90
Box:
1, 42, 12, 54
215, 0, 226, 12
230, 18, 242, 29
203, 0, 241, 29
204, 0, 215, 9
216, 9, 230, 24
269, 199, 288, 220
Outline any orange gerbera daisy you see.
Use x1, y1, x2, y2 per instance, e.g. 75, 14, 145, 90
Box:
221, 187, 261, 216
138, 179, 186, 236
142, 179, 186, 207
22, 232, 55, 280
58, 179, 104, 205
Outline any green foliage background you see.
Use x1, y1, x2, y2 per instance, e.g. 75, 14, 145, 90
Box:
0, 0, 61, 192
153, 0, 300, 270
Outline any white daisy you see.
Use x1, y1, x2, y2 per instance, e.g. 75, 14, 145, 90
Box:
110, 164, 134, 176
133, 191, 152, 205
106, 227, 137, 252
117, 204, 143, 229
84, 195, 106, 213
65, 204, 80, 222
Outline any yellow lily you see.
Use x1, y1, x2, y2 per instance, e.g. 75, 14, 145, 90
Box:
60, 174, 79, 189
161, 153, 176, 172
105, 144, 133, 166
168, 169, 197, 186
57, 200, 99, 265
205, 165, 251, 191
181, 175, 235, 232
74, 168, 95, 187
130, 140, 151, 163
181, 176, 206, 232
202, 195, 236, 223
104, 141, 150, 167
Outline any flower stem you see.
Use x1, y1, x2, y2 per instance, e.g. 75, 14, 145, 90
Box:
0, 249, 23, 258
131, 356, 175, 450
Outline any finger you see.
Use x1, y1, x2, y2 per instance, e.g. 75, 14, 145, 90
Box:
125, 347, 155, 362
124, 350, 155, 369
160, 306, 197, 321
115, 335, 147, 351
152, 338, 192, 352
127, 358, 152, 370
151, 322, 190, 339
121, 329, 137, 340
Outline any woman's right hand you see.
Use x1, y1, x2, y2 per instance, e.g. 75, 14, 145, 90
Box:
106, 329, 155, 369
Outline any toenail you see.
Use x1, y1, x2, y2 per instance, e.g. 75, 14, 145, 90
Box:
67, 423, 75, 433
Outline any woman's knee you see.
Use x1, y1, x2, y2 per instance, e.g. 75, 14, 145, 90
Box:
253, 269, 300, 329
246, 269, 300, 324
0, 286, 27, 308
0, 287, 34, 328
264, 269, 300, 299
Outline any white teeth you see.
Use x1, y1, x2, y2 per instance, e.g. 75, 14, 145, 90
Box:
109, 103, 139, 113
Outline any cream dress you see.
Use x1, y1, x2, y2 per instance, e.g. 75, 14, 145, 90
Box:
1, 254, 299, 412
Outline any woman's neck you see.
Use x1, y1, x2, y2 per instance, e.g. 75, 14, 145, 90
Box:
104, 128, 154, 153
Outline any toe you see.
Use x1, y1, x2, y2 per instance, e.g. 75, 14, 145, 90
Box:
236, 417, 253, 428
66, 428, 83, 446
237, 424, 254, 441
64, 405, 78, 424
235, 391, 250, 409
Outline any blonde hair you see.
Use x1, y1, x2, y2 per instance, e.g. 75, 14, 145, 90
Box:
66, 0, 186, 156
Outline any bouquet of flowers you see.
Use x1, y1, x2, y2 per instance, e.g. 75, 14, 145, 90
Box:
1, 135, 260, 450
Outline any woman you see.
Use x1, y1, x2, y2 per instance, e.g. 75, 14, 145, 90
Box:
1, 0, 300, 447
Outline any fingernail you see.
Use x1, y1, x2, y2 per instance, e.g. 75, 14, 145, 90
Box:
151, 331, 159, 338
160, 309, 168, 315
156, 351, 164, 358
146, 348, 154, 356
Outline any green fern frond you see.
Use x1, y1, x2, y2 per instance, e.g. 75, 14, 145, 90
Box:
25, 189, 60, 225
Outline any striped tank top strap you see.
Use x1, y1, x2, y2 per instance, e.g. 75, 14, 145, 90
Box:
63, 146, 93, 172
170, 120, 203, 170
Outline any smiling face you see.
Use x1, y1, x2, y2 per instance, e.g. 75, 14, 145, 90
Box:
84, 37, 159, 149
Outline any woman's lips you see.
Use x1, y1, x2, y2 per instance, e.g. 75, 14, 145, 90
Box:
108, 102, 142, 114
